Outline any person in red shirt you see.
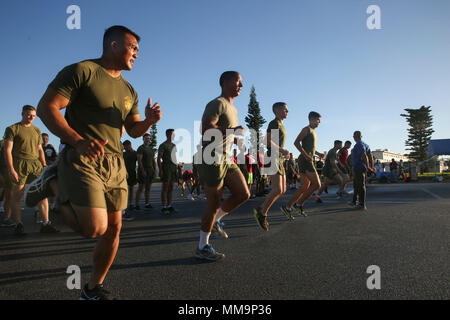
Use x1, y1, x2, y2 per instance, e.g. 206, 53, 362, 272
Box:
337, 140, 352, 194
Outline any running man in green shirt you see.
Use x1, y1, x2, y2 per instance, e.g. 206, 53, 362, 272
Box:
31, 26, 162, 300
315, 140, 345, 203
254, 102, 290, 230
282, 111, 324, 217
196, 71, 250, 261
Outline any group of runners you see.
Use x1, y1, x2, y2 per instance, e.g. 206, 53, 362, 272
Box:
0, 25, 376, 299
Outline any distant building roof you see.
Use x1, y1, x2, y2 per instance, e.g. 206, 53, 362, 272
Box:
428, 139, 450, 156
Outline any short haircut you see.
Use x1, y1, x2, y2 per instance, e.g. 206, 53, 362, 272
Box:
334, 140, 343, 146
123, 140, 131, 146
143, 133, 151, 139
308, 111, 321, 120
345, 140, 352, 145
42, 133, 49, 137
166, 129, 175, 136
219, 71, 240, 87
103, 25, 140, 52
272, 102, 287, 113
22, 105, 36, 113
353, 131, 362, 138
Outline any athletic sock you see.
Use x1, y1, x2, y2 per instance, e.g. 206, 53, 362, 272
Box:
215, 208, 229, 223
199, 231, 211, 250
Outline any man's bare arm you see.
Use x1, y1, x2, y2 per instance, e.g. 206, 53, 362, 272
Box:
124, 98, 161, 138
37, 144, 46, 167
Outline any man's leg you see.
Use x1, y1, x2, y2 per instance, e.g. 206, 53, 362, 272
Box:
220, 170, 250, 214
37, 197, 49, 222
167, 182, 174, 207
144, 183, 151, 204
90, 210, 122, 289
3, 188, 12, 220
199, 185, 222, 250
259, 174, 285, 216
161, 183, 168, 207
128, 185, 134, 207
11, 185, 24, 224
287, 174, 311, 208
135, 184, 145, 208
297, 171, 321, 206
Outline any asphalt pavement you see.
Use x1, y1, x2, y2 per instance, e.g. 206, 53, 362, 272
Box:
0, 181, 449, 300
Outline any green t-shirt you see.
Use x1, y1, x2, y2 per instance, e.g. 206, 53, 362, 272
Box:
3, 123, 42, 160
123, 149, 137, 173
202, 97, 239, 160
49, 59, 140, 155
267, 118, 286, 158
300, 126, 317, 160
137, 144, 155, 169
158, 141, 177, 168
324, 148, 337, 171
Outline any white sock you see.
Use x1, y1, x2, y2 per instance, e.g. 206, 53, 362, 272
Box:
215, 208, 229, 223
199, 231, 211, 250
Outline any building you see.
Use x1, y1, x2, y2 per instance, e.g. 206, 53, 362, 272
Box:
372, 149, 410, 164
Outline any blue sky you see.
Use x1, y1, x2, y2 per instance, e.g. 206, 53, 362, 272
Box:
0, 0, 449, 162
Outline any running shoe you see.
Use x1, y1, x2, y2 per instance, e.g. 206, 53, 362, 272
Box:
212, 221, 229, 239
253, 208, 269, 231
144, 203, 153, 209
280, 205, 294, 220
195, 245, 225, 262
0, 218, 16, 228
14, 223, 26, 236
354, 204, 368, 211
80, 284, 115, 300
347, 201, 358, 208
24, 163, 57, 208
40, 222, 60, 234
168, 206, 178, 214
134, 205, 142, 211
293, 203, 307, 217
122, 212, 135, 221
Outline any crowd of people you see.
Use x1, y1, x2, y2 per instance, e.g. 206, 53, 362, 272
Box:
0, 25, 378, 300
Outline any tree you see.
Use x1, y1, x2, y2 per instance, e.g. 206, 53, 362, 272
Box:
400, 106, 434, 162
149, 124, 158, 154
244, 86, 266, 154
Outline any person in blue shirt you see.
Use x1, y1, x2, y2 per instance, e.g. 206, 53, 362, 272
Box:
350, 131, 375, 210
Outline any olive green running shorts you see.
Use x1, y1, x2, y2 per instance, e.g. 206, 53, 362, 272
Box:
13, 158, 43, 186
199, 162, 240, 188
298, 156, 317, 175
275, 157, 286, 176
57, 148, 127, 212
161, 164, 177, 183
138, 167, 155, 185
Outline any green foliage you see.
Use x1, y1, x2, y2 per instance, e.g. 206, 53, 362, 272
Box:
244, 86, 266, 153
149, 124, 158, 154
400, 106, 434, 162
